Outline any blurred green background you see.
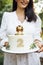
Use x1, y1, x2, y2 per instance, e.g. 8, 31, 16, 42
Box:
0, 0, 13, 25
0, 0, 43, 65
0, 0, 12, 65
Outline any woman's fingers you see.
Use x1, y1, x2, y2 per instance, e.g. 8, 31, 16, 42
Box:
34, 39, 41, 43
34, 39, 43, 52
38, 47, 43, 52
34, 39, 42, 48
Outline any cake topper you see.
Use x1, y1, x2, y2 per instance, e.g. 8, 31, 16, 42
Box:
15, 25, 23, 35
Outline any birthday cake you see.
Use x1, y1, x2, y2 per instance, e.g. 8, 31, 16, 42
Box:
7, 25, 35, 51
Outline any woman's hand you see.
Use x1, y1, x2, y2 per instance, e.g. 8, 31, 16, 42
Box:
34, 39, 43, 52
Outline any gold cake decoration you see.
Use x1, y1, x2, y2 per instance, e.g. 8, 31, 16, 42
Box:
15, 25, 23, 35
15, 25, 24, 47
17, 38, 24, 47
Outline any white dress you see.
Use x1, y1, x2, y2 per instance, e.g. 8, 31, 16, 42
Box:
0, 11, 42, 65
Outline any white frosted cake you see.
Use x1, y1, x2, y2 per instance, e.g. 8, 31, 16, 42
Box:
6, 25, 37, 52
8, 34, 33, 51
2, 25, 38, 53
7, 25, 34, 51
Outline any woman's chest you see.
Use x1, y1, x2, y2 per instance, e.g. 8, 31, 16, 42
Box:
7, 20, 35, 34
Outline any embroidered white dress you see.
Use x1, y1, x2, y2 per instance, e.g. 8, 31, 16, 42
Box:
0, 11, 42, 65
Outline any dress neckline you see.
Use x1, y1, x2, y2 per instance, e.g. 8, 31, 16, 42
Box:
15, 11, 26, 24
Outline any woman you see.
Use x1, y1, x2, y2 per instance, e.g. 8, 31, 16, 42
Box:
0, 0, 43, 65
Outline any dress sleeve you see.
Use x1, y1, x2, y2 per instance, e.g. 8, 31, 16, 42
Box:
0, 12, 8, 47
34, 15, 42, 41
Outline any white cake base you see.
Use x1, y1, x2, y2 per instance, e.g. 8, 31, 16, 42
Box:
8, 34, 34, 51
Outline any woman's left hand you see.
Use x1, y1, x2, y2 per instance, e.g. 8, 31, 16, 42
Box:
34, 39, 43, 52
38, 46, 43, 52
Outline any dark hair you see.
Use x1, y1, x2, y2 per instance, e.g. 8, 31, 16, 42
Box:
13, 0, 37, 22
